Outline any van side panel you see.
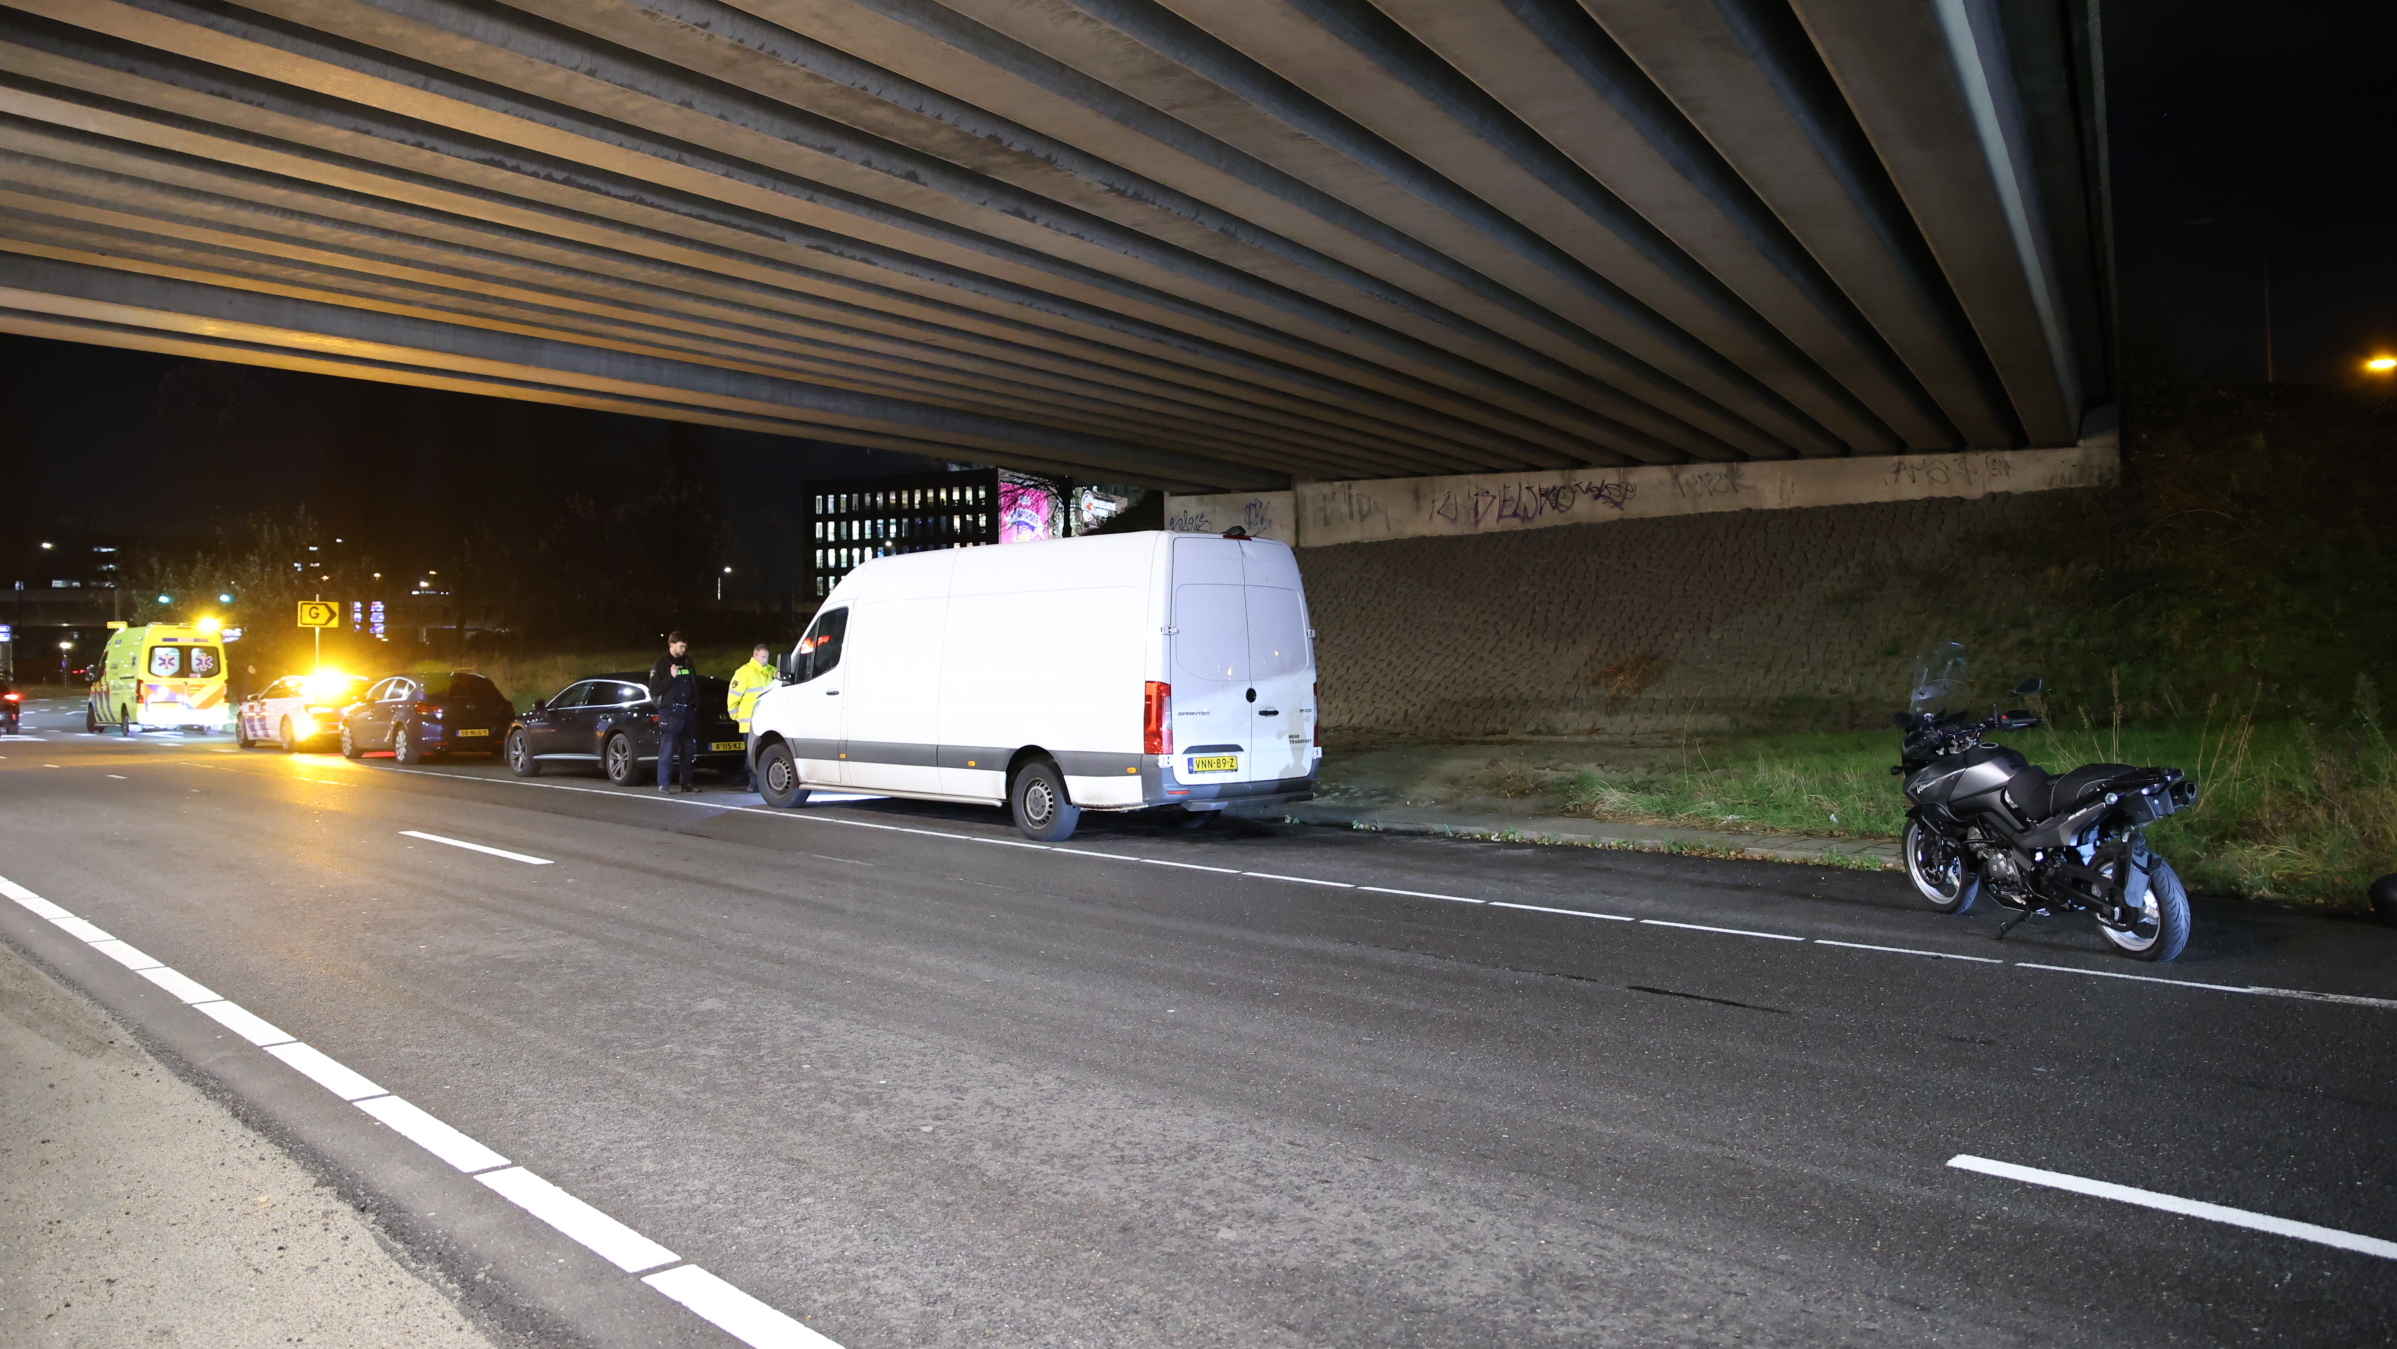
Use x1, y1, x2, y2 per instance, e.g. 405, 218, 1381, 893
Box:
840, 595, 948, 794
939, 535, 1156, 804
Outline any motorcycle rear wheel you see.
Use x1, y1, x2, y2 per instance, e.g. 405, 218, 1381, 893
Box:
2100, 857, 2191, 962
1904, 819, 1980, 914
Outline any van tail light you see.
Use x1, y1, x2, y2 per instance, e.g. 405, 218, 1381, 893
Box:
1144, 680, 1172, 756
1312, 681, 1320, 746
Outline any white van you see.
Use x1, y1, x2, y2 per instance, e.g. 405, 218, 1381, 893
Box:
747, 530, 1320, 840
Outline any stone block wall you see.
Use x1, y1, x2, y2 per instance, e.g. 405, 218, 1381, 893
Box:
1295, 491, 2076, 740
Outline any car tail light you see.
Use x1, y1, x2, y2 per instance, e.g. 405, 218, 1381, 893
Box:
414, 702, 440, 717
2, 692, 18, 703
1144, 680, 1171, 756
1312, 681, 1319, 746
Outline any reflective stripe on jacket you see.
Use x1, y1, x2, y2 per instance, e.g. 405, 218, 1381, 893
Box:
728, 659, 776, 732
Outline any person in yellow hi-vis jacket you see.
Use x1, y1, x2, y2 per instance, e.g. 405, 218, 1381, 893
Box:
727, 641, 777, 792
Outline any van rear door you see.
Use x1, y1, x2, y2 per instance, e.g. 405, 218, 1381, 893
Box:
1237, 541, 1314, 784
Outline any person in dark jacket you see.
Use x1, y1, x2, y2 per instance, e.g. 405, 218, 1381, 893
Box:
647, 631, 700, 793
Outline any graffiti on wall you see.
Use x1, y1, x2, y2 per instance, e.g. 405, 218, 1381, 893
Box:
998, 479, 1058, 543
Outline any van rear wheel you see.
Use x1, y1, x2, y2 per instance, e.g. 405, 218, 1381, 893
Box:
1010, 758, 1080, 842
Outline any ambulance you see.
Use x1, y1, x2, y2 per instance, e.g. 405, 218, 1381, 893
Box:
88, 622, 232, 733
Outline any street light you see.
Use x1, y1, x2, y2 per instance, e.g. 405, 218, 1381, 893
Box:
39, 541, 52, 550
156, 593, 172, 604
218, 592, 233, 603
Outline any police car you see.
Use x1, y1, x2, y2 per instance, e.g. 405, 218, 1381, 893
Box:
237, 671, 371, 752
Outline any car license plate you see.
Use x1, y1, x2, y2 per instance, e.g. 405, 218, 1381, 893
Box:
1187, 754, 1238, 774
457, 728, 489, 737
710, 740, 744, 752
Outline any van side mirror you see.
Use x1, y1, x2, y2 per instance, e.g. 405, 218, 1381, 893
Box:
775, 652, 796, 682
2014, 677, 2045, 696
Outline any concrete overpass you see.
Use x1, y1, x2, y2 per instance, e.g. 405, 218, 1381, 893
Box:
0, 0, 2113, 492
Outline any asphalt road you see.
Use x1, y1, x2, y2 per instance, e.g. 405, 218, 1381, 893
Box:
4, 698, 2395, 1348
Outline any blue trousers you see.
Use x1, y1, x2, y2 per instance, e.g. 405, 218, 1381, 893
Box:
656, 722, 696, 789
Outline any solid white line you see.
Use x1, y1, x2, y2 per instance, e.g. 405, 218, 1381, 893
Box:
1949, 1155, 2397, 1260
644, 1264, 845, 1349
2013, 962, 2249, 993
106, 773, 127, 779
356, 1095, 510, 1174
477, 1167, 679, 1273
49, 915, 115, 943
398, 830, 555, 866
192, 999, 296, 1047
1359, 885, 1485, 904
136, 965, 223, 1004
1051, 848, 1144, 863
2245, 985, 2397, 1011
1640, 918, 1805, 941
88, 939, 164, 972
265, 1042, 387, 1102
1816, 939, 2004, 964
0, 880, 72, 919
1142, 858, 1243, 874
1242, 871, 1354, 887
1489, 900, 1633, 920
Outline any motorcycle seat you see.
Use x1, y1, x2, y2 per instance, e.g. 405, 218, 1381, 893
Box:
2007, 763, 2139, 820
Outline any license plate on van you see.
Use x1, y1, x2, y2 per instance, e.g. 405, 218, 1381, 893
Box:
1187, 754, 1238, 774
457, 728, 489, 737
710, 740, 744, 752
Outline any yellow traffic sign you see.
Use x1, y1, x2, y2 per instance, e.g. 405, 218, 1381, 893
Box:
296, 600, 341, 629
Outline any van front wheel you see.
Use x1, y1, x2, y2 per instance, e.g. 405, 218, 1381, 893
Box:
756, 742, 809, 809
1010, 759, 1080, 842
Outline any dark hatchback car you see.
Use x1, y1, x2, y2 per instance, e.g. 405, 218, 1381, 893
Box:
339, 671, 516, 765
504, 672, 745, 785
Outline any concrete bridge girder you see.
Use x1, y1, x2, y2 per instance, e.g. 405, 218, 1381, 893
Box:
0, 0, 2113, 490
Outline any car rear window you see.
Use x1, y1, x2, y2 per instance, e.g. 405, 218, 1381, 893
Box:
439, 673, 505, 703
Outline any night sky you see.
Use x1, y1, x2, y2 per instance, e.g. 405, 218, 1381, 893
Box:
2, 0, 2385, 558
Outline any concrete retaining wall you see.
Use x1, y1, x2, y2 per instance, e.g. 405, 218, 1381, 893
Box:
1297, 490, 2077, 740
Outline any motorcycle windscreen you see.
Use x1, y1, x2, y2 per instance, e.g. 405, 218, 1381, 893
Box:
1909, 641, 1968, 714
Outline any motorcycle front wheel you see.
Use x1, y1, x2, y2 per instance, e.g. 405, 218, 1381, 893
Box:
2100, 857, 2191, 962
1904, 818, 1980, 914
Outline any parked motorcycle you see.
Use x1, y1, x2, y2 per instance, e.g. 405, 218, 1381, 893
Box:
1, 686, 20, 736
1895, 646, 2199, 961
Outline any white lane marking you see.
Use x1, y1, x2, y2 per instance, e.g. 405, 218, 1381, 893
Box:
1243, 871, 1354, 887
1143, 858, 1243, 874
645, 1264, 843, 1348
398, 830, 555, 866
106, 773, 127, 779
9, 872, 802, 1341
194, 998, 297, 1046
2013, 963, 2397, 1011
1052, 848, 1144, 863
88, 939, 165, 972
1817, 939, 2004, 964
1949, 1155, 2397, 1261
1640, 918, 1806, 941
362, 767, 2397, 1014
1, 879, 75, 919
1490, 900, 1632, 920
137, 965, 223, 1003
296, 777, 352, 787
476, 1167, 679, 1273
1361, 885, 1484, 904
50, 915, 115, 943
266, 1042, 388, 1101
2013, 962, 2249, 993
2244, 985, 2397, 1011
356, 1095, 511, 1173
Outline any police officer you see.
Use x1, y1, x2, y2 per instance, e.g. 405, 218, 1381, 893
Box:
647, 631, 699, 794
726, 641, 775, 791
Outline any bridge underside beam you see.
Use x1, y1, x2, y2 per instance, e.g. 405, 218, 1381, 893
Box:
0, 0, 2113, 489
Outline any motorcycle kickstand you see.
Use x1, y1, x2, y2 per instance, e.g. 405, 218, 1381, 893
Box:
1994, 911, 2035, 941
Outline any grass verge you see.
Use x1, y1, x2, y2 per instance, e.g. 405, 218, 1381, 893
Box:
1544, 692, 2395, 910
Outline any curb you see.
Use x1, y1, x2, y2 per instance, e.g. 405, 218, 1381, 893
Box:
1261, 804, 1904, 871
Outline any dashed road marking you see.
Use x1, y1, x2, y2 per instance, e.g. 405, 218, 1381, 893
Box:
1949, 1154, 2397, 1260
399, 830, 555, 866
1817, 939, 2004, 964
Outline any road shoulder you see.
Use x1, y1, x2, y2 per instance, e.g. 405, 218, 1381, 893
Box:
0, 938, 502, 1349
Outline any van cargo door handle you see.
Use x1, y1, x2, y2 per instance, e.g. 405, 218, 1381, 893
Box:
825, 690, 840, 696
1258, 709, 1280, 716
